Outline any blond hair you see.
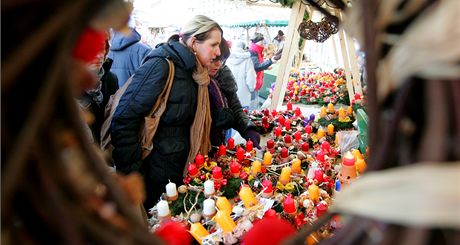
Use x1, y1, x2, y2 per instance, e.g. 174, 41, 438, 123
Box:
181, 15, 223, 43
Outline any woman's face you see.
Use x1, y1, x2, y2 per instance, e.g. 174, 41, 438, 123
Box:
191, 28, 222, 67
207, 58, 223, 77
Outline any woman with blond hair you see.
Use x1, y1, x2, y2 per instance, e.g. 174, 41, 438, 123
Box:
110, 15, 222, 209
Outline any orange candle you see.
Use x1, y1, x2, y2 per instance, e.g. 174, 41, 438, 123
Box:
327, 103, 335, 113
338, 107, 346, 119
291, 159, 301, 174
308, 183, 320, 204
263, 151, 272, 166
320, 106, 327, 118
327, 124, 334, 135
251, 160, 262, 176
213, 210, 236, 233
317, 127, 326, 138
279, 167, 292, 185
355, 158, 367, 174
347, 106, 353, 115
190, 222, 209, 244
239, 185, 258, 208
352, 149, 363, 160
216, 196, 232, 214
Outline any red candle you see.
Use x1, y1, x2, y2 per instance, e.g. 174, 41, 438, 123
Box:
187, 163, 199, 178
266, 139, 275, 149
236, 147, 245, 161
195, 153, 204, 169
305, 125, 312, 134
284, 134, 292, 144
294, 107, 301, 117
219, 144, 227, 156
264, 209, 277, 219
212, 166, 223, 181
280, 147, 289, 159
321, 141, 330, 152
284, 119, 291, 130
354, 93, 361, 100
271, 109, 277, 117
263, 109, 270, 117
342, 152, 355, 166
262, 116, 268, 124
316, 202, 328, 217
283, 194, 296, 215
301, 142, 309, 152
275, 127, 282, 137
286, 101, 293, 111
262, 179, 273, 194
278, 115, 285, 126
229, 161, 241, 177
294, 131, 302, 142
313, 169, 324, 183
246, 139, 253, 152
227, 137, 235, 150
316, 151, 325, 162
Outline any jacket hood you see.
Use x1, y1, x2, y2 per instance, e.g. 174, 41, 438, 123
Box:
226, 50, 251, 66
110, 28, 142, 51
143, 41, 196, 71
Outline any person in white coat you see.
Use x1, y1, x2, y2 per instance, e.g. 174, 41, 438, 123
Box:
226, 40, 257, 109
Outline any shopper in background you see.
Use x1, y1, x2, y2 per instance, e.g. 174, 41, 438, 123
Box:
272, 30, 285, 52
226, 40, 256, 109
108, 24, 151, 87
207, 38, 261, 149
249, 32, 278, 109
110, 15, 222, 209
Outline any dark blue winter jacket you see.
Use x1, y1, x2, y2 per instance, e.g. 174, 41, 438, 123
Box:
108, 28, 151, 87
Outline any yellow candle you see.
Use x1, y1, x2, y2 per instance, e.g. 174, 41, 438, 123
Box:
263, 152, 272, 166
291, 159, 301, 174
239, 185, 258, 208
335, 134, 340, 145
308, 182, 320, 204
347, 106, 353, 115
352, 149, 363, 160
320, 106, 327, 118
327, 103, 335, 113
338, 107, 346, 119
317, 127, 326, 138
251, 160, 262, 176
279, 167, 292, 185
355, 158, 367, 174
213, 210, 236, 233
216, 196, 232, 215
327, 124, 334, 135
190, 222, 209, 244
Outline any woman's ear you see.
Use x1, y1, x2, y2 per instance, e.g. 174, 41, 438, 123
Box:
188, 36, 197, 52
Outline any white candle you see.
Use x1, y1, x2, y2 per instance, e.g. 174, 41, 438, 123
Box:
157, 200, 170, 218
307, 162, 318, 180
204, 180, 215, 197
202, 198, 216, 218
165, 182, 178, 200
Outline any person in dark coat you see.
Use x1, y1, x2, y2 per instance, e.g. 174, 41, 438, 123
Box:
110, 15, 223, 210
208, 38, 261, 149
108, 28, 151, 87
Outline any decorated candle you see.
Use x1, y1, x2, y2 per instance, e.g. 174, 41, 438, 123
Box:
165, 182, 178, 201
327, 103, 335, 113
251, 160, 262, 176
283, 194, 297, 215
305, 125, 312, 134
316, 151, 325, 162
320, 106, 327, 118
294, 107, 302, 117
347, 106, 353, 115
271, 109, 277, 117
274, 127, 282, 137
216, 196, 232, 214
195, 153, 205, 169
327, 124, 334, 135
307, 162, 319, 179
286, 101, 293, 111
284, 134, 292, 145
284, 119, 291, 130
190, 222, 209, 244
335, 133, 340, 145
321, 141, 331, 152
339, 151, 357, 185
218, 144, 227, 156
262, 179, 273, 197
239, 185, 258, 208
227, 137, 235, 150
301, 142, 309, 152
294, 131, 302, 142
280, 147, 289, 159
342, 151, 356, 166
236, 147, 245, 161
278, 115, 286, 126
338, 107, 346, 119
229, 161, 241, 177
213, 210, 236, 233
316, 201, 328, 217
266, 139, 275, 149
187, 163, 199, 178
262, 116, 269, 124
203, 180, 215, 197
212, 166, 223, 181
291, 158, 301, 174
308, 183, 320, 204
313, 169, 324, 183
279, 167, 292, 185
203, 198, 216, 218
157, 200, 170, 218
263, 151, 272, 166
317, 127, 326, 138
246, 139, 253, 152
355, 158, 367, 174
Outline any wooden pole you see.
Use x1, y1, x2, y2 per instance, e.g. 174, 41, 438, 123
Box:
270, 0, 306, 110
344, 30, 363, 95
